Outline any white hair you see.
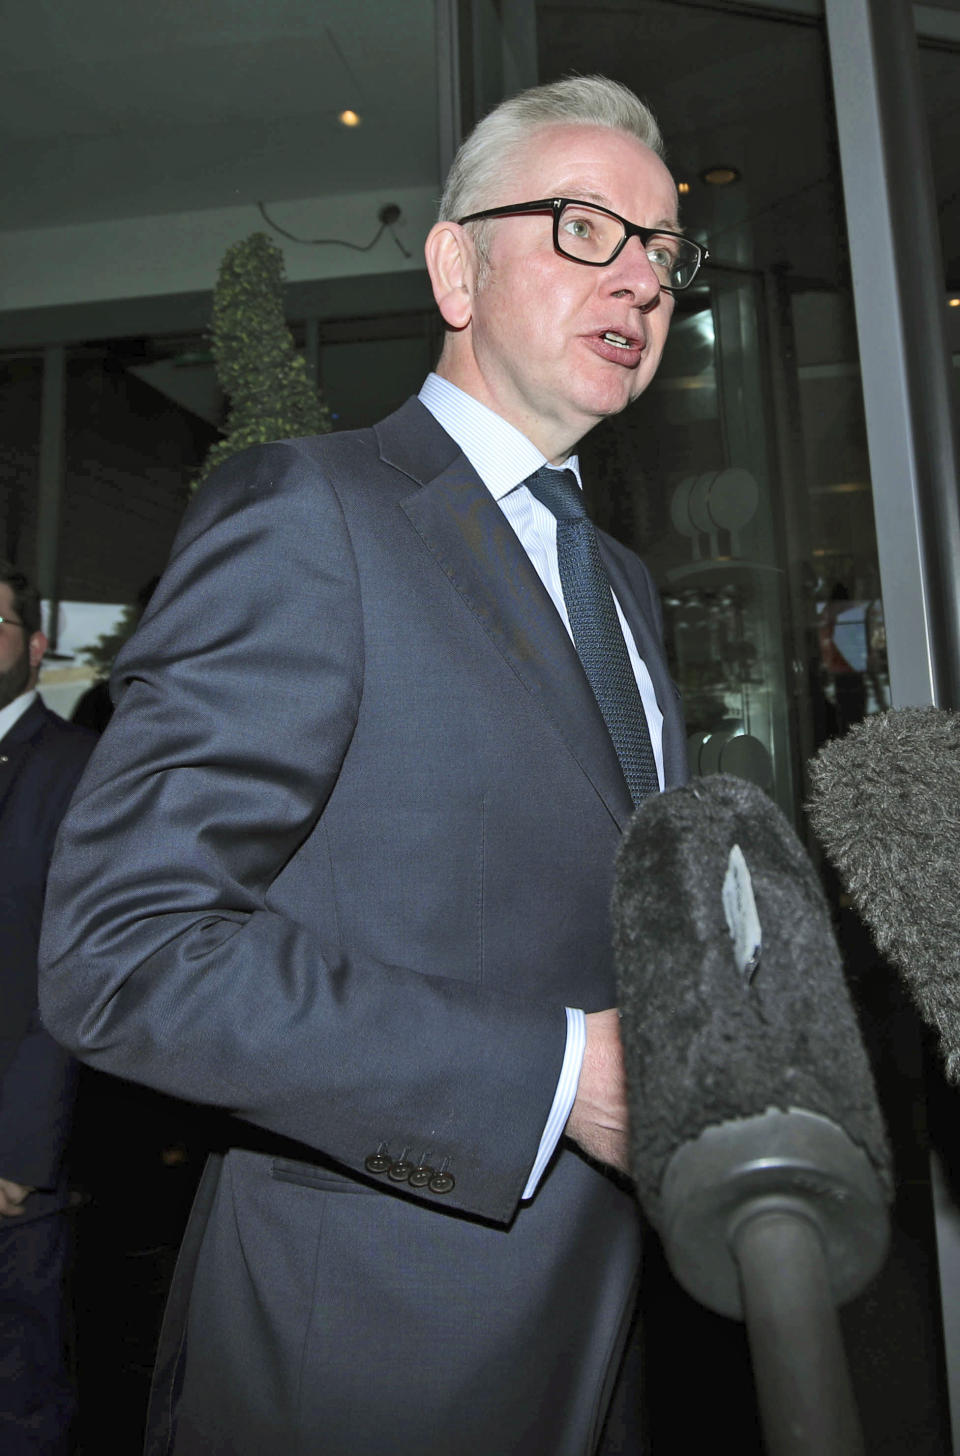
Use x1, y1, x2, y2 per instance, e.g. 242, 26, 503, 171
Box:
438, 74, 664, 229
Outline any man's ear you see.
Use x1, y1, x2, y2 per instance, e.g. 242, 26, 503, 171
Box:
425, 222, 475, 331
28, 630, 47, 673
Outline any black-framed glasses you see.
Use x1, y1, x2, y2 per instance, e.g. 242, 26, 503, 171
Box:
0, 614, 26, 630
457, 197, 708, 292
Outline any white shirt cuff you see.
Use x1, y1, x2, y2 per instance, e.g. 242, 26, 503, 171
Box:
521, 1007, 587, 1200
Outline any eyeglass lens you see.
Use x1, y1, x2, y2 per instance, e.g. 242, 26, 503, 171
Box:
557, 202, 700, 289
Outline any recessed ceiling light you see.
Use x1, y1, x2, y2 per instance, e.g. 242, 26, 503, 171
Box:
338, 109, 362, 128
678, 181, 691, 195
701, 165, 740, 187
949, 296, 960, 308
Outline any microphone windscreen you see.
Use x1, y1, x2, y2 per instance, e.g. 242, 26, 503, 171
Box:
808, 706, 960, 1082
612, 773, 892, 1225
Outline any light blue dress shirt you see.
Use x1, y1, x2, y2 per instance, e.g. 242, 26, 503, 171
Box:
418, 373, 664, 1197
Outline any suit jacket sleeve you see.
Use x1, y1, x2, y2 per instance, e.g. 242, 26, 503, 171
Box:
39, 441, 567, 1227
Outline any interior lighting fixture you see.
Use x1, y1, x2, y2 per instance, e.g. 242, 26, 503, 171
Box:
701, 165, 740, 187
678, 181, 692, 195
338, 109, 362, 127
809, 481, 869, 496
949, 296, 960, 308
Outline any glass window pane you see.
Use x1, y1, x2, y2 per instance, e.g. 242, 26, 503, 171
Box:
536, 9, 952, 1454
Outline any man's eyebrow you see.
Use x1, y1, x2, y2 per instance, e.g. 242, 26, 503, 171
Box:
558, 187, 618, 210
559, 189, 684, 234
568, 188, 614, 207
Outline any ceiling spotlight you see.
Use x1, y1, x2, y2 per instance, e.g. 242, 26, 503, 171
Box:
678, 181, 692, 195
701, 165, 740, 187
949, 296, 960, 308
338, 109, 362, 128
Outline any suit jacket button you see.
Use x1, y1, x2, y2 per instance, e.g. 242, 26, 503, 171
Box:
429, 1171, 455, 1194
387, 1158, 415, 1182
408, 1165, 433, 1188
365, 1150, 392, 1175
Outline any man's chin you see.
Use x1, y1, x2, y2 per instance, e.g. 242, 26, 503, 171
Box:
587, 361, 656, 416
586, 383, 648, 424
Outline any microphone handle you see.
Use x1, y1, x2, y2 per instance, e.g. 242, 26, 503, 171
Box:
731, 1206, 864, 1456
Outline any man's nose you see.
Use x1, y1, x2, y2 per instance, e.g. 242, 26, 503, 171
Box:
605, 235, 663, 305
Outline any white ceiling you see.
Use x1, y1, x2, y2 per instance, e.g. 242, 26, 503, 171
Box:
0, 0, 956, 290
0, 0, 439, 230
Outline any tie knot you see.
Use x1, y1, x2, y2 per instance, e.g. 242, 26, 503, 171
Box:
524, 466, 588, 523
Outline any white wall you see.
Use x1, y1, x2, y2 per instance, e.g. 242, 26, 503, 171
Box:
0, 184, 438, 312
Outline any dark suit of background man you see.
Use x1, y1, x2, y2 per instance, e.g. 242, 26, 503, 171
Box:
39, 75, 707, 1455
0, 561, 95, 1454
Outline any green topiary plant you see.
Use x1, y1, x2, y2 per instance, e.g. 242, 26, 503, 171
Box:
195, 231, 331, 488
83, 235, 331, 679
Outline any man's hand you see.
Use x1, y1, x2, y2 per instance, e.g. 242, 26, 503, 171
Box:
0, 1178, 35, 1218
565, 1008, 630, 1174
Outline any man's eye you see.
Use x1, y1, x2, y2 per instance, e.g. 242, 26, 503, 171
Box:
648, 243, 677, 268
563, 216, 593, 239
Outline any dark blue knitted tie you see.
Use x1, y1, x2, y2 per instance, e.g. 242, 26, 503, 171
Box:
525, 466, 659, 805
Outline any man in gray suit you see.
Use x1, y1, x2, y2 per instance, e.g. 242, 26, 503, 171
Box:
39, 75, 705, 1454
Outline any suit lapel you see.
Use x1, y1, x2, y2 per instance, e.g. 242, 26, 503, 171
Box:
377, 401, 634, 829
0, 699, 45, 819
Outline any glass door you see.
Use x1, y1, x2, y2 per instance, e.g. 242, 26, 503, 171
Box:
528, 2, 950, 1450
534, 0, 882, 824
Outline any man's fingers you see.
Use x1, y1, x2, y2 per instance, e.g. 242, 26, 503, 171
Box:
0, 1178, 34, 1217
566, 1009, 631, 1171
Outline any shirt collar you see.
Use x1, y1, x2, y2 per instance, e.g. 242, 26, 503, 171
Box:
0, 688, 38, 742
418, 373, 581, 500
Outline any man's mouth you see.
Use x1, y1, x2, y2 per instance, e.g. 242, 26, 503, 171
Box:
601, 330, 642, 351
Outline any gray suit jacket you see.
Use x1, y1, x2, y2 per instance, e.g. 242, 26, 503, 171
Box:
39, 399, 687, 1455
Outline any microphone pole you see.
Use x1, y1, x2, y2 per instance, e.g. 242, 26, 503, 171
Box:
612, 773, 892, 1456
733, 1207, 859, 1455
661, 1107, 879, 1456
